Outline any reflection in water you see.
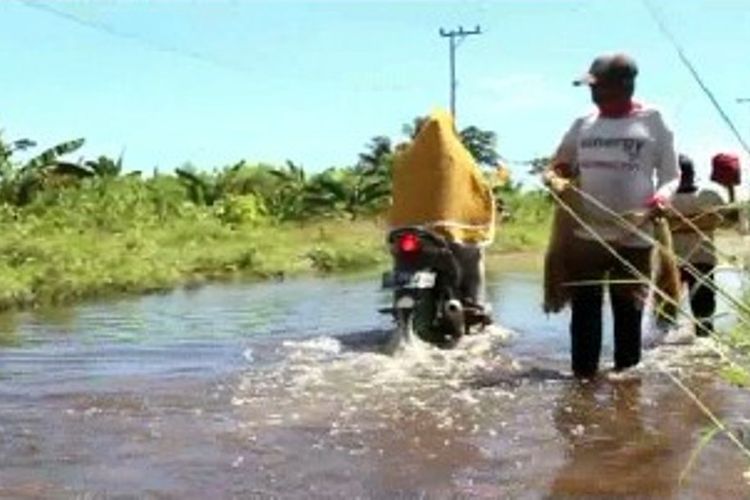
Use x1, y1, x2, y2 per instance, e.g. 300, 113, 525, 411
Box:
0, 312, 19, 347
31, 305, 78, 332
550, 379, 677, 497
548, 365, 750, 499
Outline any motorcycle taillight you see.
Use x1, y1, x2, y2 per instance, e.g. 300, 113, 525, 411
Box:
398, 232, 421, 254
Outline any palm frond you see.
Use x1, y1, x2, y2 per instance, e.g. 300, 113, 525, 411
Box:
23, 138, 85, 172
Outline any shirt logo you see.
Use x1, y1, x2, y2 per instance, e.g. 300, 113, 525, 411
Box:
580, 137, 646, 161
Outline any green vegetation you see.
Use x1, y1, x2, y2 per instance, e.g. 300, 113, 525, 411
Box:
0, 125, 553, 311
490, 187, 553, 253
719, 365, 750, 388
722, 290, 750, 387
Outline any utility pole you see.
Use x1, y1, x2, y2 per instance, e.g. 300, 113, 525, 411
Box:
439, 25, 481, 123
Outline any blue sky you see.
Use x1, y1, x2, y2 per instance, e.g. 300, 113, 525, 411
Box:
2, 0, 750, 184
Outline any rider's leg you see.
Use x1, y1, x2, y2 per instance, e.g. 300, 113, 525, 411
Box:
449, 243, 488, 315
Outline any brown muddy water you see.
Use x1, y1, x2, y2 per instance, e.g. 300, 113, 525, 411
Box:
0, 266, 749, 499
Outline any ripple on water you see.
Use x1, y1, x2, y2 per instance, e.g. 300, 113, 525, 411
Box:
226, 319, 750, 497
1, 271, 748, 497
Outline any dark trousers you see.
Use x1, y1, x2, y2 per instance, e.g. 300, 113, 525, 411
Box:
680, 263, 716, 336
567, 238, 651, 377
449, 243, 485, 306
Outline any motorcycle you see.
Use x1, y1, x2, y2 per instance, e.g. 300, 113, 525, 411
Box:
381, 226, 491, 347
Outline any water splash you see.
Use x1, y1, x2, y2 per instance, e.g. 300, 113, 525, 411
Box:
232, 326, 517, 435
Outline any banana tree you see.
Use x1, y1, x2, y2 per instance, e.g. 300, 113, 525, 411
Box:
0, 136, 34, 204
358, 136, 392, 172
21, 138, 85, 173
175, 166, 223, 206
266, 160, 309, 220
6, 138, 87, 205
0, 137, 34, 179
306, 167, 390, 220
85, 154, 126, 177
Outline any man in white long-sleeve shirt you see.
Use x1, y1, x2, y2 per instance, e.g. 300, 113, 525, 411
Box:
549, 53, 680, 378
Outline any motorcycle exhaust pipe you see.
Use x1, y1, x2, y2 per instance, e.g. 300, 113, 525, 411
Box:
444, 299, 463, 319
443, 299, 465, 341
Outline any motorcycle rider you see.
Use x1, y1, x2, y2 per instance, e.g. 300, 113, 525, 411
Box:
388, 109, 496, 325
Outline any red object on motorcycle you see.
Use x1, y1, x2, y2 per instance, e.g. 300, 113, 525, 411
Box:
398, 232, 422, 254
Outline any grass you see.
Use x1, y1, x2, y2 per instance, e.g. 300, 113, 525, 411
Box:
490, 189, 553, 253
0, 216, 387, 310
0, 211, 551, 312
722, 295, 750, 387
0, 177, 554, 311
489, 218, 552, 254
719, 365, 750, 388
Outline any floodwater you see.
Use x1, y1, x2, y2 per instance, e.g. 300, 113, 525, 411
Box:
0, 264, 749, 499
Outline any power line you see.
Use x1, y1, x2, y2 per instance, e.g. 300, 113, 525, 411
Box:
642, 0, 750, 157
16, 0, 256, 76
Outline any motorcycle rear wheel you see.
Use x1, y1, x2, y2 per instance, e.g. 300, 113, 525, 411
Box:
396, 289, 458, 346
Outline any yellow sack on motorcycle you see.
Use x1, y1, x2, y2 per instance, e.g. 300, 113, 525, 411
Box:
387, 109, 495, 245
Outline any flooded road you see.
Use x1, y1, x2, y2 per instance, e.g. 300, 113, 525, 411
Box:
0, 265, 749, 498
